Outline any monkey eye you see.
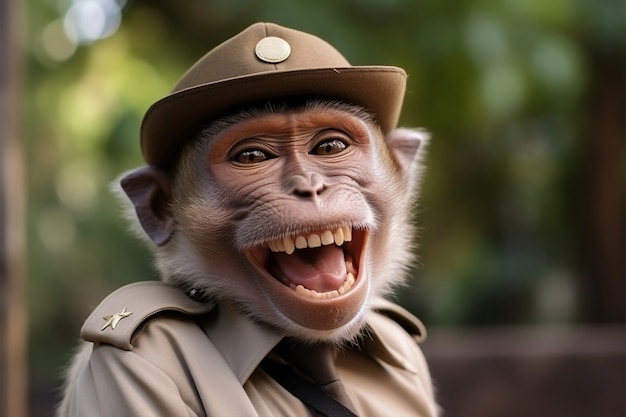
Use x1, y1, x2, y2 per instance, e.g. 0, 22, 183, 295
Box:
312, 138, 348, 156
233, 149, 271, 164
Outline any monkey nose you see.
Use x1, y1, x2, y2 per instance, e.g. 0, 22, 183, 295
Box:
288, 173, 327, 199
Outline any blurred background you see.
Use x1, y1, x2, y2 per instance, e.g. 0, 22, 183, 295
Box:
1, 0, 624, 416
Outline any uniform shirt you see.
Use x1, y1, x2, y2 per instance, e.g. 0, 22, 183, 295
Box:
58, 281, 439, 417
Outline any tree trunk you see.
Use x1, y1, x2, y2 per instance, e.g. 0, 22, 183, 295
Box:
580, 50, 626, 323
0, 0, 27, 416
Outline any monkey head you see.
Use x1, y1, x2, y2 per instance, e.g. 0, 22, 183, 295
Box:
118, 23, 428, 344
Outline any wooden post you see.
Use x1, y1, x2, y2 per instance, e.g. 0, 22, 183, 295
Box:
0, 0, 27, 416
580, 51, 626, 323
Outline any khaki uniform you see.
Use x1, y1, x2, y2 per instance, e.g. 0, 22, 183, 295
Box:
59, 281, 439, 417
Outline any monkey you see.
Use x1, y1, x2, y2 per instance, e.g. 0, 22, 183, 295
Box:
57, 23, 439, 417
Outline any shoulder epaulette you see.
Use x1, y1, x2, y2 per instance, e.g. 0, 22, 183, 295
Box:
81, 281, 216, 351
372, 297, 427, 342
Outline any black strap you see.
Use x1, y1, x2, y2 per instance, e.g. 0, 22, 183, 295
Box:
261, 359, 359, 417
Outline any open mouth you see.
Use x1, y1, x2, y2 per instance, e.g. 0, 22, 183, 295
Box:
247, 226, 366, 300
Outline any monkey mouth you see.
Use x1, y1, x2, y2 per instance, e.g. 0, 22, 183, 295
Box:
247, 226, 365, 300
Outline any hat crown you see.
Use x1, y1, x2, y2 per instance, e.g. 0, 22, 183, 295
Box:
173, 22, 350, 92
140, 22, 407, 168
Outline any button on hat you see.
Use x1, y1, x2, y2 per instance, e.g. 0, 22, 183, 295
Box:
140, 22, 407, 169
255, 36, 291, 63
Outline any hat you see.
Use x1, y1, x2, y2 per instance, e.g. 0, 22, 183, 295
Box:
140, 22, 407, 168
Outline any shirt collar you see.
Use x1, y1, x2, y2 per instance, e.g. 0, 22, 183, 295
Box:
202, 302, 283, 384
203, 299, 426, 383
361, 308, 421, 374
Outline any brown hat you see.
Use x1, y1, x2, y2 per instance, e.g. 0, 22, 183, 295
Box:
140, 22, 407, 168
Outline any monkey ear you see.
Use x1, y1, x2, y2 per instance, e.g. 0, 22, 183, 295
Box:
120, 167, 174, 246
386, 128, 429, 189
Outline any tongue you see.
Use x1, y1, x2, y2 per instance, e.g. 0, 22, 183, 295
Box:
272, 245, 347, 292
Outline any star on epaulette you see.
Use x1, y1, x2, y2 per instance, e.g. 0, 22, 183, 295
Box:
101, 307, 133, 331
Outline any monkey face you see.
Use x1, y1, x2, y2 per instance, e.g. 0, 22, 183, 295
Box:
203, 109, 377, 334
123, 102, 425, 343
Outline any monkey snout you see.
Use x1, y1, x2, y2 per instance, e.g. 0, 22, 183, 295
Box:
286, 173, 328, 199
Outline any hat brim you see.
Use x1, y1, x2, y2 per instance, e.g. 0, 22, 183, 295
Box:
140, 66, 407, 169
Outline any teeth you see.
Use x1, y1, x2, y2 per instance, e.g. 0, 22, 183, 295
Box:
320, 231, 334, 245
333, 228, 344, 246
287, 272, 356, 299
295, 236, 308, 249
339, 272, 356, 295
269, 240, 280, 252
283, 235, 295, 255
307, 234, 322, 248
268, 226, 353, 253
343, 227, 352, 242
295, 284, 310, 297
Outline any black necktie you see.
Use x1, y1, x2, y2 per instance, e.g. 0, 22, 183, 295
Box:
264, 340, 358, 416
